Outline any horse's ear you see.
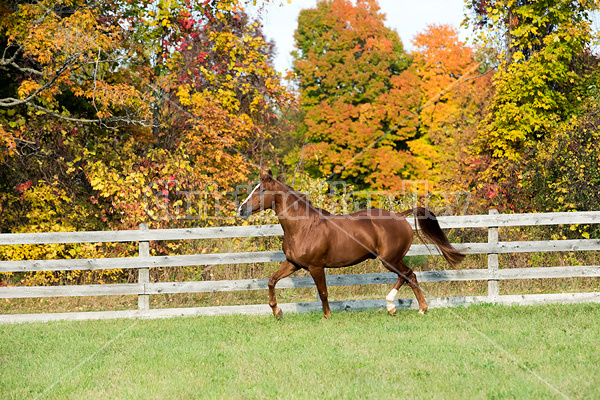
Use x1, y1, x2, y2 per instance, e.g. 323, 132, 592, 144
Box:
276, 173, 285, 183
260, 168, 274, 182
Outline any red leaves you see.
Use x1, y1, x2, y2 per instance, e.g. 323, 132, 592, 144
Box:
193, 50, 208, 63
485, 185, 499, 200
15, 180, 32, 193
16, 180, 33, 199
179, 18, 194, 30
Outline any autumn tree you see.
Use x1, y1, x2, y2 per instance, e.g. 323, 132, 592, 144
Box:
515, 102, 600, 213
292, 0, 423, 191
0, 0, 294, 285
0, 0, 291, 226
0, 0, 156, 140
411, 24, 493, 183
464, 0, 600, 211
175, 11, 295, 177
466, 0, 600, 160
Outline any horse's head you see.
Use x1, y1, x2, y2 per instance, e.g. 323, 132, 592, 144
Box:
237, 169, 279, 219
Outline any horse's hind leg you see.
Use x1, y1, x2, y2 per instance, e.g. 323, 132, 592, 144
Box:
405, 269, 428, 314
385, 276, 407, 315
268, 260, 299, 320
381, 259, 428, 315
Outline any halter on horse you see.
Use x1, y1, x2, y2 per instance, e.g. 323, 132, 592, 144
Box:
238, 170, 465, 319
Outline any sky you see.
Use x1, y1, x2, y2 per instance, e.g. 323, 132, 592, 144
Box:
254, 0, 470, 73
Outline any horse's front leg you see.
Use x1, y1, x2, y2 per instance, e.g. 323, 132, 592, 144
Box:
308, 266, 331, 319
268, 260, 299, 320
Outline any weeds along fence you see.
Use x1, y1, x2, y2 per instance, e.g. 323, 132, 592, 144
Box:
1, 210, 600, 324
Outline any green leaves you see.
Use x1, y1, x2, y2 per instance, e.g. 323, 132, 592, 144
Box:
470, 0, 600, 162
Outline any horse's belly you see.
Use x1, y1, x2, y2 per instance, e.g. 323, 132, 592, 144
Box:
282, 239, 327, 268
325, 251, 376, 268
321, 234, 378, 268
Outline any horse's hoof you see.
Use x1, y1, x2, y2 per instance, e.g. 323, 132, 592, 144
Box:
323, 314, 331, 319
419, 309, 427, 315
387, 305, 396, 315
274, 308, 283, 320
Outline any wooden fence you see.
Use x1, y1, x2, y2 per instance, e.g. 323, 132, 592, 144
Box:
1, 210, 600, 324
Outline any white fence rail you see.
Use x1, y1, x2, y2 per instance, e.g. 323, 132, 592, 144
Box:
1, 210, 600, 323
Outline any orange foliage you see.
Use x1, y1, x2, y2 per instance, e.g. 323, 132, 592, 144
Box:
411, 24, 493, 184
293, 0, 424, 190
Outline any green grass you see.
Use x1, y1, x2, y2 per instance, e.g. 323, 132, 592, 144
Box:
2, 303, 600, 399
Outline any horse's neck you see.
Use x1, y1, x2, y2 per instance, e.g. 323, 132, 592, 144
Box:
274, 188, 322, 234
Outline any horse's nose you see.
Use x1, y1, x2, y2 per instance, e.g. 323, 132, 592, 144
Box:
238, 203, 250, 218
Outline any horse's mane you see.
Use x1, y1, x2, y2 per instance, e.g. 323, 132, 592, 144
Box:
275, 180, 313, 206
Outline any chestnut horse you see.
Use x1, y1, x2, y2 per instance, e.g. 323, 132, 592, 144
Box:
238, 170, 465, 319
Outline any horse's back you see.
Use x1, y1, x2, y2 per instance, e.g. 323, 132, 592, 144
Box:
320, 209, 413, 266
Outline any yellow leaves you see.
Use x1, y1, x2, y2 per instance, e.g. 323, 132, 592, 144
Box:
512, 51, 525, 62
357, 103, 373, 123
0, 0, 290, 248
17, 80, 41, 99
84, 80, 152, 120
3, 0, 154, 122
176, 85, 192, 106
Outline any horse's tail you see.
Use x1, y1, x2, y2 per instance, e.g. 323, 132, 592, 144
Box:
399, 207, 465, 268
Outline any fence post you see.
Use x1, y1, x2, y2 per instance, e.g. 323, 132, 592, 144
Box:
138, 223, 150, 313
487, 209, 499, 300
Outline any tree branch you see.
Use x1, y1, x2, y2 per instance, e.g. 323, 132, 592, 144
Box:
0, 58, 77, 107
0, 62, 44, 76
29, 103, 158, 128
1, 46, 44, 76
29, 103, 104, 123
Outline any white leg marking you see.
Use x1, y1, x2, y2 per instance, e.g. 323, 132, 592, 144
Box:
386, 288, 398, 312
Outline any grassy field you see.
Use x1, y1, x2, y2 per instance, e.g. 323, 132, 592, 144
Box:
1, 303, 600, 399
